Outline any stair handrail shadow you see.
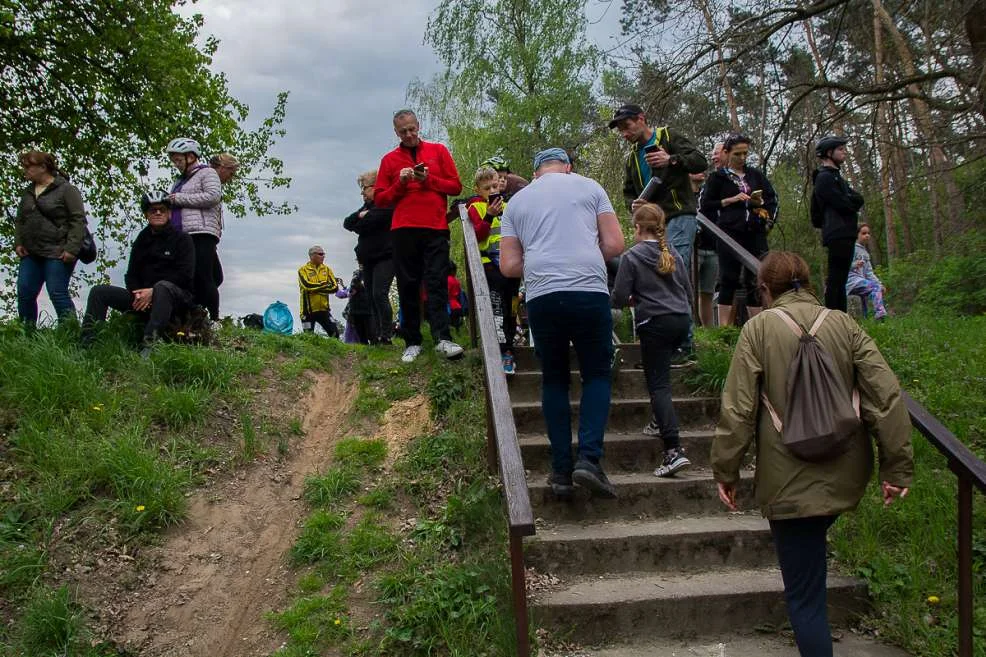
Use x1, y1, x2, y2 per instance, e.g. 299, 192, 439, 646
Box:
696, 212, 986, 657
457, 203, 535, 657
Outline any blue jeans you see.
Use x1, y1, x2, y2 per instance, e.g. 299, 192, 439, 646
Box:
526, 291, 612, 475
770, 515, 839, 657
668, 213, 697, 350
17, 255, 76, 325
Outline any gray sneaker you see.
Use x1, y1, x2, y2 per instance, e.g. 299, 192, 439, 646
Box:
435, 340, 464, 360
572, 460, 617, 498
653, 447, 691, 477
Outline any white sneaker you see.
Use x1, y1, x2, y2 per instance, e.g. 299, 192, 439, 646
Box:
401, 345, 422, 363
435, 340, 464, 360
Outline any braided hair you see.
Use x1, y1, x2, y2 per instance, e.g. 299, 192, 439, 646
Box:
632, 203, 675, 276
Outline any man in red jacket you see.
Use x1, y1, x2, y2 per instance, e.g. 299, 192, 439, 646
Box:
375, 109, 465, 363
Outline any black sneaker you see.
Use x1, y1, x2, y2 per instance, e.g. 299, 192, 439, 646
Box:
654, 447, 691, 477
670, 349, 696, 369
572, 460, 617, 499
547, 472, 574, 498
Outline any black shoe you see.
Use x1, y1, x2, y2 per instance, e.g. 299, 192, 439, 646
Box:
670, 348, 696, 369
547, 472, 574, 498
572, 460, 617, 499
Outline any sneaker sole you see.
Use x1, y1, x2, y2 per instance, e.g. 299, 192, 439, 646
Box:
670, 360, 697, 369
550, 483, 575, 498
572, 469, 617, 499
654, 458, 691, 478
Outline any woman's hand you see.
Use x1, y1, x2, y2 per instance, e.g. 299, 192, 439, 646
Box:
881, 481, 909, 506
358, 210, 369, 219
723, 193, 750, 207
717, 482, 738, 511
15, 245, 28, 258
59, 251, 76, 264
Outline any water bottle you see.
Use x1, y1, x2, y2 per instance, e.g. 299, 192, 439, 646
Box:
638, 175, 667, 202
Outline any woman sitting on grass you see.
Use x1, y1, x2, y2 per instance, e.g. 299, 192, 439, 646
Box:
611, 203, 694, 477
712, 251, 913, 657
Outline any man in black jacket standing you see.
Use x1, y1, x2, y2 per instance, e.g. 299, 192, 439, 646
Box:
811, 135, 864, 312
81, 191, 195, 355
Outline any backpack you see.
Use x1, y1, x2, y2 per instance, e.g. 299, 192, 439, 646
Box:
760, 308, 861, 462
241, 313, 264, 330
262, 301, 294, 335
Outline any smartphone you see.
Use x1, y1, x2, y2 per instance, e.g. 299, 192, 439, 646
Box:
413, 162, 426, 172
488, 193, 502, 204
644, 144, 659, 154
750, 189, 763, 202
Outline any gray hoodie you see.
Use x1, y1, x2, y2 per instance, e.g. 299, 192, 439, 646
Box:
611, 241, 693, 323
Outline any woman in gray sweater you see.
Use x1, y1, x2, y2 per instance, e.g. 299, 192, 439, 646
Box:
612, 203, 694, 477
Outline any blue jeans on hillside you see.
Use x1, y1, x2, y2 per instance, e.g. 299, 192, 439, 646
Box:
668, 214, 697, 352
770, 515, 839, 657
17, 255, 76, 325
526, 291, 612, 476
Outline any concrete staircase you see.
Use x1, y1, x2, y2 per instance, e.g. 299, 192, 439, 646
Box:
508, 344, 888, 655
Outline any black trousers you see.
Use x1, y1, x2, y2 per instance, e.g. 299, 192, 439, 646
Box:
638, 314, 691, 449
484, 263, 521, 352
825, 238, 855, 312
83, 281, 192, 340
191, 233, 221, 320
717, 229, 767, 306
351, 314, 372, 344
392, 227, 451, 346
363, 258, 395, 343
301, 310, 338, 337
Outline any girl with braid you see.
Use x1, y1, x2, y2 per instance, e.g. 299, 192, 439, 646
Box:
612, 203, 695, 477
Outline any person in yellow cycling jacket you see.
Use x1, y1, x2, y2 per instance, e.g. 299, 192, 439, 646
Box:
466, 166, 520, 374
298, 245, 342, 337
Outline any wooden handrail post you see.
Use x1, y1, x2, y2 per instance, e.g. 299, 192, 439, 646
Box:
957, 476, 973, 657
464, 243, 478, 348
510, 531, 531, 657
485, 392, 497, 473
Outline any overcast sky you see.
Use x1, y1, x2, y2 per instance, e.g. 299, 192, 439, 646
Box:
54, 0, 624, 330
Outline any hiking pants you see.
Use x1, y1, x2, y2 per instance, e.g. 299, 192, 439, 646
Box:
83, 282, 191, 340
526, 291, 612, 475
769, 515, 839, 657
825, 238, 855, 312
363, 257, 395, 343
191, 233, 221, 321
301, 310, 337, 337
638, 313, 691, 450
392, 228, 451, 347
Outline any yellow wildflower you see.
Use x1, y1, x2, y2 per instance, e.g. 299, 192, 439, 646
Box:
334, 618, 341, 626
92, 404, 104, 411
135, 505, 145, 512
927, 595, 940, 605
177, 331, 186, 337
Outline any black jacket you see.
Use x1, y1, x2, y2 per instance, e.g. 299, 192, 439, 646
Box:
622, 126, 708, 218
15, 176, 88, 258
343, 202, 393, 265
811, 166, 863, 246
699, 166, 778, 234
124, 224, 195, 292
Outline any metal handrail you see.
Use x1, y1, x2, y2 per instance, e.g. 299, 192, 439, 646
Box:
458, 203, 534, 657
696, 212, 985, 657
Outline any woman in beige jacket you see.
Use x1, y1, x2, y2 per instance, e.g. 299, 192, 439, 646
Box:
712, 251, 913, 657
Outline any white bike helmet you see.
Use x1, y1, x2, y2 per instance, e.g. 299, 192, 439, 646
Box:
141, 189, 172, 211
166, 138, 200, 155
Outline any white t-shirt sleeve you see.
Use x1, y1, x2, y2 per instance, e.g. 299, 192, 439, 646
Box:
500, 207, 517, 238
591, 181, 616, 215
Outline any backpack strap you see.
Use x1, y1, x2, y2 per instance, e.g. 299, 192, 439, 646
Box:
766, 308, 804, 337
807, 308, 831, 336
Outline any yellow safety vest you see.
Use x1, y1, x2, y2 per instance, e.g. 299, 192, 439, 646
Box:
472, 200, 503, 265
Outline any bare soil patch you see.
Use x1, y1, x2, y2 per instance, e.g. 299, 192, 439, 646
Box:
98, 371, 356, 656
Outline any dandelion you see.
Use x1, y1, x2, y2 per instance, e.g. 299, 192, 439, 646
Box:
177, 331, 186, 337
334, 618, 341, 626
927, 595, 940, 605
135, 505, 145, 512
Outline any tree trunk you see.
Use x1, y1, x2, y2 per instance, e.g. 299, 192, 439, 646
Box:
890, 102, 914, 253
875, 0, 964, 247
967, 0, 986, 114
870, 0, 899, 259
696, 0, 741, 132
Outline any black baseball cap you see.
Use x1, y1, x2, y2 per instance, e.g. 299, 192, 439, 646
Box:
608, 103, 645, 128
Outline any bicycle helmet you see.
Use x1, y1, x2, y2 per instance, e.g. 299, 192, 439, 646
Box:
815, 134, 848, 158
481, 155, 510, 172
166, 138, 201, 155
141, 189, 172, 211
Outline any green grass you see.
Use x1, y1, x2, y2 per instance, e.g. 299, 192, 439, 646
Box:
303, 468, 362, 508
268, 586, 352, 655
334, 437, 387, 470
0, 319, 344, 650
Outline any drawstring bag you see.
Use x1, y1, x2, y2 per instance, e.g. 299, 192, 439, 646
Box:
262, 301, 293, 335
761, 308, 861, 462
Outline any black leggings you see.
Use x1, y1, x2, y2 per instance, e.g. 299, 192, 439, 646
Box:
717, 230, 767, 306
484, 263, 521, 352
191, 233, 221, 320
825, 238, 855, 312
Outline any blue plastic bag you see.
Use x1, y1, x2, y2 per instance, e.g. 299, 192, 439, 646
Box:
263, 301, 294, 335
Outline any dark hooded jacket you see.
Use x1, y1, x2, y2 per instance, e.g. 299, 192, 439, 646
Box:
811, 165, 863, 246
15, 176, 88, 258
343, 202, 393, 265
611, 240, 693, 322
621, 126, 708, 219
124, 223, 195, 292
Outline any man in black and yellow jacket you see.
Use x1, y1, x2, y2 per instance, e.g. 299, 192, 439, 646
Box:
299, 245, 342, 338
610, 103, 707, 359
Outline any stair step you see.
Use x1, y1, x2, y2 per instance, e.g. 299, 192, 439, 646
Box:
513, 344, 643, 371
528, 469, 754, 521
576, 633, 912, 656
508, 367, 692, 403
512, 397, 718, 433
532, 568, 867, 645
519, 430, 716, 472
527, 515, 773, 575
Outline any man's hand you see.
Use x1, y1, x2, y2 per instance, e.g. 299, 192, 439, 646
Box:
59, 251, 76, 264
412, 165, 428, 182
487, 197, 504, 217
881, 481, 909, 506
630, 199, 647, 213
645, 148, 671, 169
15, 245, 28, 258
399, 167, 414, 183
132, 288, 153, 312
717, 482, 738, 511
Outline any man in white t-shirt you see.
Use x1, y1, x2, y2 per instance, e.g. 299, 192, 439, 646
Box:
500, 148, 625, 499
